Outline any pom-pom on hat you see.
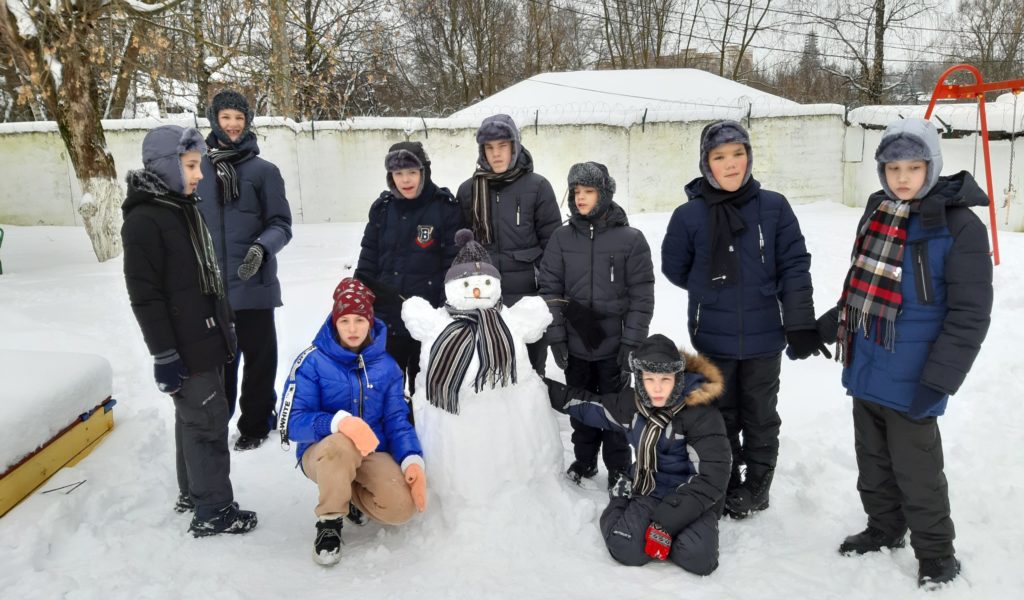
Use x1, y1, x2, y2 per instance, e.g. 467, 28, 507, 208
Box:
444, 229, 501, 283
332, 277, 375, 324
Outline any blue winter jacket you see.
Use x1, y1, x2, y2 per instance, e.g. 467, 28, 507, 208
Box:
281, 316, 422, 467
547, 352, 731, 535
841, 172, 993, 417
661, 178, 815, 358
197, 132, 293, 310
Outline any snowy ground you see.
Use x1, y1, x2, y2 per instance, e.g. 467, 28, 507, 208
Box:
1, 203, 1021, 599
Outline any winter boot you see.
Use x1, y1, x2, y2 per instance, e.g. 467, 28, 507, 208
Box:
565, 460, 598, 485
727, 464, 743, 493
173, 493, 195, 514
347, 503, 367, 526
724, 469, 773, 519
918, 556, 961, 589
189, 502, 258, 538
838, 525, 907, 555
606, 467, 629, 491
313, 515, 344, 566
234, 434, 267, 451
608, 470, 632, 499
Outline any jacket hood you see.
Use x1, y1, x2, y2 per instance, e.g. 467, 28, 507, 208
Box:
875, 118, 943, 200
205, 129, 261, 156
313, 314, 389, 367
680, 351, 725, 407
867, 170, 989, 229
570, 200, 628, 233
123, 169, 193, 215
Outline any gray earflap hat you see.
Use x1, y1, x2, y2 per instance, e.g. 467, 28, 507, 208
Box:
385, 141, 431, 199
142, 125, 207, 195
875, 118, 943, 200
445, 229, 501, 283
699, 120, 753, 190
476, 114, 521, 171
206, 89, 253, 146
630, 334, 687, 408
567, 161, 616, 219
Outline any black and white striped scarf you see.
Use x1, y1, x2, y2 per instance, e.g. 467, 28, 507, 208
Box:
633, 395, 687, 496
150, 195, 225, 298
208, 146, 252, 203
425, 304, 517, 414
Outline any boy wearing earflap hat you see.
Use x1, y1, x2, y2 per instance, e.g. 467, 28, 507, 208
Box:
122, 125, 258, 537
815, 118, 992, 588
355, 141, 464, 397
197, 88, 293, 451
538, 162, 655, 490
661, 120, 824, 520
544, 334, 731, 575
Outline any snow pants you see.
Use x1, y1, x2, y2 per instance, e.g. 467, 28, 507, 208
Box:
226, 308, 278, 439
565, 355, 631, 473
852, 398, 955, 559
301, 433, 416, 525
708, 353, 782, 483
599, 495, 719, 575
173, 369, 234, 519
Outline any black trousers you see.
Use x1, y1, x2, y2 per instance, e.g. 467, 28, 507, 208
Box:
226, 308, 279, 438
174, 370, 233, 518
710, 353, 782, 482
387, 333, 421, 396
852, 398, 954, 559
600, 495, 720, 575
565, 355, 631, 472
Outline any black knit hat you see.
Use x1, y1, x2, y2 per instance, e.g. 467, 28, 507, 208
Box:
206, 89, 253, 146
567, 161, 616, 220
630, 334, 687, 408
445, 229, 501, 282
385, 141, 432, 198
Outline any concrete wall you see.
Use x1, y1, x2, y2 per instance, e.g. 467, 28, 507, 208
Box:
3, 114, 1020, 230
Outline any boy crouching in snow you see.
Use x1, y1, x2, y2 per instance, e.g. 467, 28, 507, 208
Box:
545, 334, 730, 575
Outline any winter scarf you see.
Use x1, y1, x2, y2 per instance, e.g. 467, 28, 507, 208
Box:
633, 395, 687, 496
470, 149, 533, 245
835, 198, 912, 365
150, 193, 225, 299
425, 304, 517, 414
207, 132, 256, 203
701, 177, 756, 288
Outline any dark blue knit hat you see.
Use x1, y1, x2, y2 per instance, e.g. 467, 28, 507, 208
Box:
206, 89, 253, 146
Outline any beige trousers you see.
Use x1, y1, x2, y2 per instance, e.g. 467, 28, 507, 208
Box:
302, 432, 416, 525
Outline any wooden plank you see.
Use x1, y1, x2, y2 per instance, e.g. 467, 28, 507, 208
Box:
0, 399, 115, 517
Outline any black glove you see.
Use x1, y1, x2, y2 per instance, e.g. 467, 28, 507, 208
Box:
237, 244, 265, 281
908, 383, 944, 419
785, 329, 831, 360
356, 273, 405, 306
551, 342, 569, 371
154, 350, 188, 395
616, 342, 636, 373
816, 306, 840, 345
563, 299, 604, 351
543, 377, 569, 412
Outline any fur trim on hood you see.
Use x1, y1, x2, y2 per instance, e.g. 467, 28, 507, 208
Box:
680, 350, 724, 407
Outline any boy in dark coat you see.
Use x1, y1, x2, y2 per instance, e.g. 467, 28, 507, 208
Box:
456, 114, 561, 374
197, 89, 293, 451
122, 125, 257, 537
355, 141, 463, 396
822, 118, 992, 588
539, 161, 655, 488
545, 334, 731, 575
661, 120, 826, 518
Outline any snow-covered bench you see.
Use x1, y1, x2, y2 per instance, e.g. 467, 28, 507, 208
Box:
0, 350, 116, 516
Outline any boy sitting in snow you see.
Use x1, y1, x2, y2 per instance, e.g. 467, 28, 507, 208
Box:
545, 334, 730, 575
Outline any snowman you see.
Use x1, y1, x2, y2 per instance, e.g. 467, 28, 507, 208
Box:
401, 230, 565, 521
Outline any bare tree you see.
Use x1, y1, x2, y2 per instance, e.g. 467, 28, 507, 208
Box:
598, 0, 675, 68
953, 0, 1024, 84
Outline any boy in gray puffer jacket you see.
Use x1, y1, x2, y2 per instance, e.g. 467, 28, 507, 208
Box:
539, 162, 655, 489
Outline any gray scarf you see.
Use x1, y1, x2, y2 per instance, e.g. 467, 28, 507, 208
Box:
633, 395, 686, 496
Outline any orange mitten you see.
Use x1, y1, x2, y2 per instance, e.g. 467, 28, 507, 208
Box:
338, 417, 379, 456
405, 463, 428, 512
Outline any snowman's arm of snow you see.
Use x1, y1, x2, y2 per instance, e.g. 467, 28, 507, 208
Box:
282, 352, 342, 444
402, 296, 449, 343
504, 295, 553, 343
545, 377, 631, 433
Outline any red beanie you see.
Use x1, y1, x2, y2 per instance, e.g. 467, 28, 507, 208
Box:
332, 277, 375, 324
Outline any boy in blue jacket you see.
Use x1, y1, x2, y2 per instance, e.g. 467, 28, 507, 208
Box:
279, 278, 426, 566
661, 120, 827, 519
822, 118, 992, 588
545, 334, 731, 575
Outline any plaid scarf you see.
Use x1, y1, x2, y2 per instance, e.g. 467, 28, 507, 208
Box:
835, 199, 911, 365
150, 195, 225, 298
425, 304, 517, 414
633, 394, 687, 496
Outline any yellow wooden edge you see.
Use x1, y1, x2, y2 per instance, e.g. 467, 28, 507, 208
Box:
0, 404, 115, 518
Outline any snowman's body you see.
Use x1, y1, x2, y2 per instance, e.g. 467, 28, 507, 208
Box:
402, 274, 564, 518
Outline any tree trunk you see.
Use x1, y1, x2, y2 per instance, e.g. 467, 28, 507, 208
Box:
268, 0, 292, 118
870, 0, 886, 104
108, 22, 145, 119
193, 0, 210, 115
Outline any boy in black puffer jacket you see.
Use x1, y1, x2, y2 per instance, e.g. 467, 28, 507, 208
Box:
539, 162, 655, 489
545, 334, 731, 575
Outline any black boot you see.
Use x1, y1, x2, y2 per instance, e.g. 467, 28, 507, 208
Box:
173, 493, 195, 514
189, 502, 258, 537
724, 469, 773, 519
608, 470, 632, 498
313, 516, 344, 566
234, 434, 267, 451
565, 460, 598, 485
347, 503, 367, 526
727, 464, 743, 493
918, 556, 961, 589
838, 525, 907, 555
606, 467, 630, 491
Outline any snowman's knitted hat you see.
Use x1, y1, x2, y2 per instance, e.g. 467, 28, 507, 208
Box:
445, 229, 500, 282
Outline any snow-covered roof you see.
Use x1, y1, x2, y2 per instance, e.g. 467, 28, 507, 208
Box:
448, 68, 820, 126
849, 93, 1024, 134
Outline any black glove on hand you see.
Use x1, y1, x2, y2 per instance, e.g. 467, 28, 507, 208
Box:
237, 244, 265, 281
908, 383, 944, 419
785, 329, 831, 360
563, 299, 604, 351
551, 342, 569, 371
616, 343, 636, 373
154, 350, 188, 395
543, 377, 569, 412
816, 306, 840, 345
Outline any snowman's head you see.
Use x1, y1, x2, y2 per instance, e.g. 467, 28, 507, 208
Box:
446, 273, 502, 310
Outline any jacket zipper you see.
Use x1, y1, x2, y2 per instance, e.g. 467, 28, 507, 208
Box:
516, 199, 521, 226
357, 354, 370, 418
916, 244, 931, 304
610, 254, 615, 282
694, 303, 702, 336
589, 223, 595, 313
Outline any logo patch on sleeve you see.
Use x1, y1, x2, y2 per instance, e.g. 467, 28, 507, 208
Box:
416, 225, 435, 248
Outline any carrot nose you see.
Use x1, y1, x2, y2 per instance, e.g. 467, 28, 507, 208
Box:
473, 288, 481, 298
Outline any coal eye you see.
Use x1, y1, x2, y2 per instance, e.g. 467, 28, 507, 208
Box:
463, 281, 469, 287
485, 279, 491, 286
